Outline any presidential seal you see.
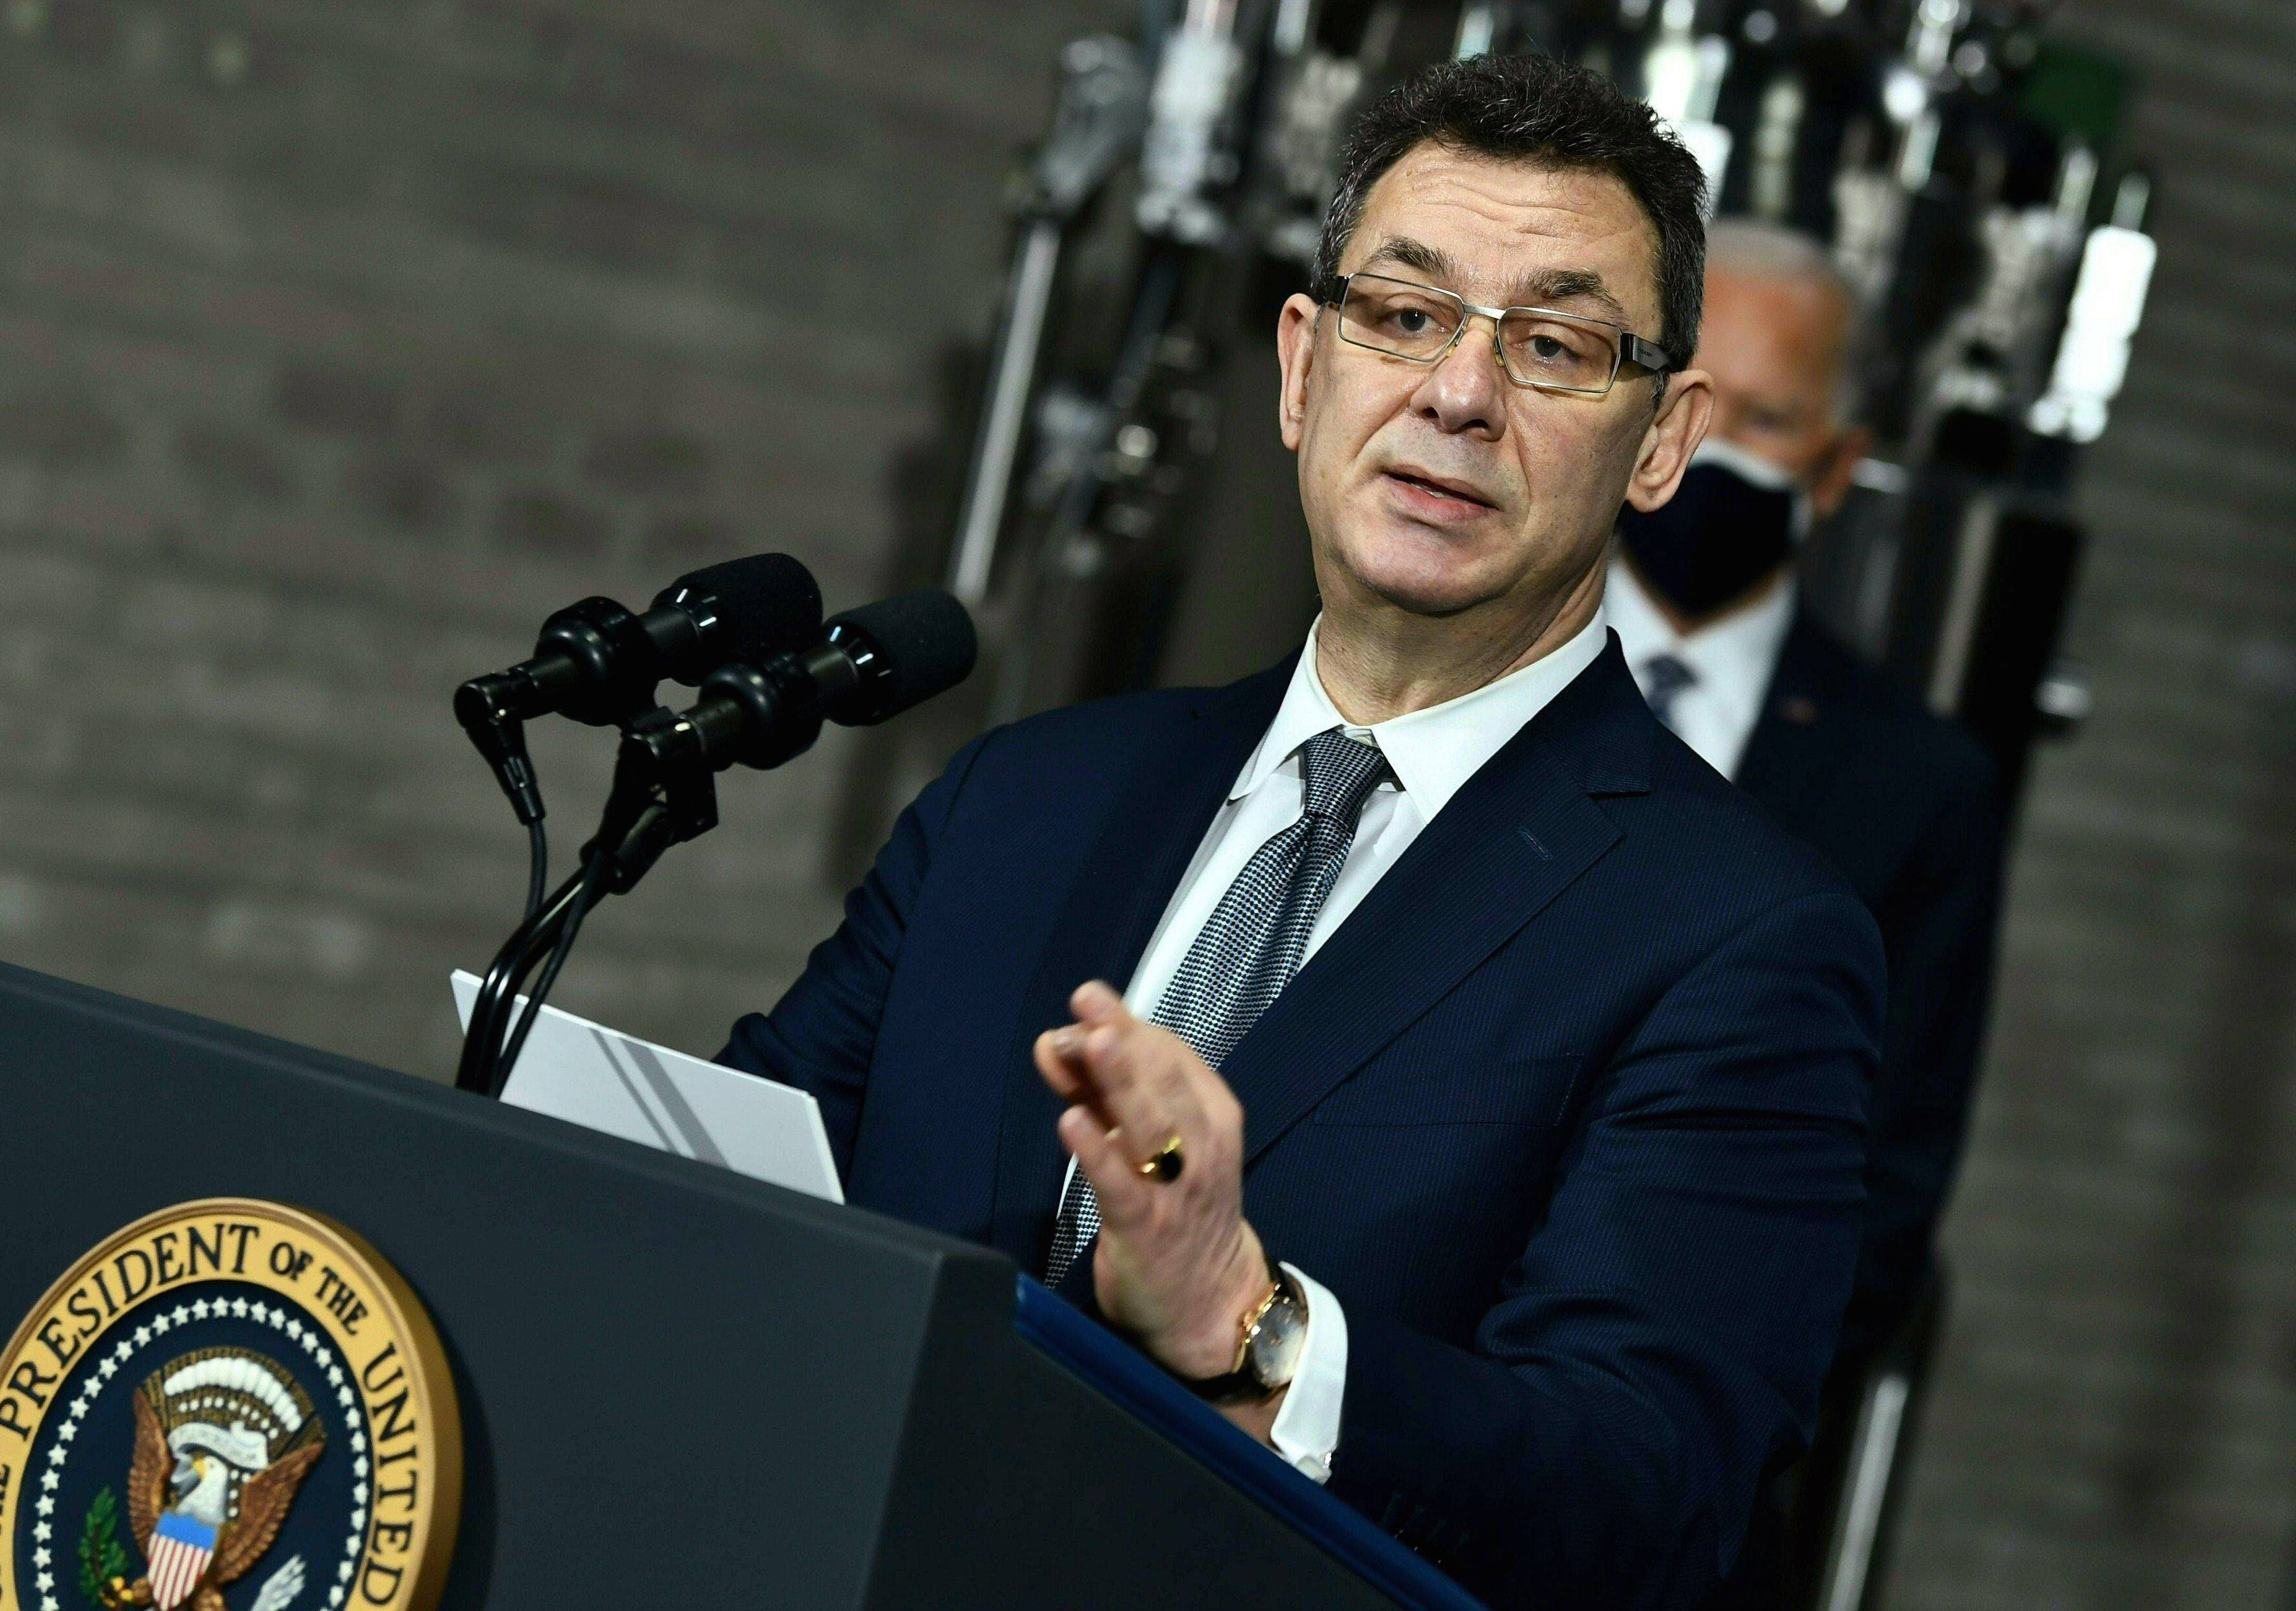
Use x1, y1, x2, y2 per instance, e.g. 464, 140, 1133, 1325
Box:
0, 1201, 459, 1611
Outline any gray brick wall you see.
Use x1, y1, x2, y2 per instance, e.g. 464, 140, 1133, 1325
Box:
1889, 1, 2296, 1605
0, 0, 1124, 1073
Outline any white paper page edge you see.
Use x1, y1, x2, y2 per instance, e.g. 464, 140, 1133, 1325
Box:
450, 970, 843, 1204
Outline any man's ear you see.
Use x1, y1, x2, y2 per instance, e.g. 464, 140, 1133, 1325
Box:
1810, 422, 1871, 519
1276, 292, 1321, 453
1622, 368, 1714, 513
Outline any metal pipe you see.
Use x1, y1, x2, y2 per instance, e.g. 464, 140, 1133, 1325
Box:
948, 219, 1063, 603
1820, 1371, 1913, 1611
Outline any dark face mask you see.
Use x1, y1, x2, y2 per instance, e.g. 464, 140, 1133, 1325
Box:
1615, 439, 1810, 620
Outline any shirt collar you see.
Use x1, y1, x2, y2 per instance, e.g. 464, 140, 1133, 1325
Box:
1605, 556, 1796, 718
1231, 604, 1611, 819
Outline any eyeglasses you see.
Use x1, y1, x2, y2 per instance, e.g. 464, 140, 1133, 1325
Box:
1319, 271, 1675, 397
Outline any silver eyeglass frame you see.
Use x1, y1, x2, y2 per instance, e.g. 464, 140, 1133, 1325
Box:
1318, 270, 1676, 395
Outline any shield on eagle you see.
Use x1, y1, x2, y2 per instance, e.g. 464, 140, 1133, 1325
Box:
103, 1348, 326, 1611
145, 1510, 219, 1611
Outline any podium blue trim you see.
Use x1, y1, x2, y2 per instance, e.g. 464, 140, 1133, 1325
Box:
1013, 1274, 1488, 1611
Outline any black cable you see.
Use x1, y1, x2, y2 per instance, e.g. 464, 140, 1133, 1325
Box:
471, 876, 577, 1062
524, 818, 549, 924
472, 899, 572, 1090
462, 740, 661, 1095
490, 845, 610, 1094
456, 865, 587, 1093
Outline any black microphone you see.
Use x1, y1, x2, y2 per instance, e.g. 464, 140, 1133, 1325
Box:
634, 590, 978, 777
455, 554, 822, 822
459, 590, 972, 1096
820, 588, 981, 727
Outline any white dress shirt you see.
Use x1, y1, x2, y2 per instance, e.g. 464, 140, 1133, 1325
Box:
1604, 556, 1796, 781
1078, 604, 1609, 1482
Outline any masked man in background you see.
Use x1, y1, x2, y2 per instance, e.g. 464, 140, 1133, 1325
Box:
1609, 219, 2007, 1598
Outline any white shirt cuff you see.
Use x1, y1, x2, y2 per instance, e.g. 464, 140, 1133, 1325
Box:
1267, 1262, 1346, 1484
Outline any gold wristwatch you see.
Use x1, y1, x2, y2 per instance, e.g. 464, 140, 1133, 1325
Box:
1182, 1260, 1309, 1403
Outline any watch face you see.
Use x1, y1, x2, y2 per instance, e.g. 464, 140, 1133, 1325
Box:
1246, 1288, 1309, 1389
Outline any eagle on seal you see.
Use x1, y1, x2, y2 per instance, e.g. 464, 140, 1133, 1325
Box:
99, 1351, 325, 1611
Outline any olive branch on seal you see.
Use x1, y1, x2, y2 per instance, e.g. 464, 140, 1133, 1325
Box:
77, 1485, 132, 1608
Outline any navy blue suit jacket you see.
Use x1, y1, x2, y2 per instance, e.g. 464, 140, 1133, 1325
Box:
1735, 614, 2002, 1372
722, 638, 1884, 1610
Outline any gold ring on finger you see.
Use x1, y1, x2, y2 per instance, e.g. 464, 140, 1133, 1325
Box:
1136, 1132, 1185, 1183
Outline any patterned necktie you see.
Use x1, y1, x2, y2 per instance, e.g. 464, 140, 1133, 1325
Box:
1044, 729, 1395, 1288
1640, 652, 1698, 732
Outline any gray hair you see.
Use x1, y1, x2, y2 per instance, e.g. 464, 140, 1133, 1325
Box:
1703, 218, 1861, 423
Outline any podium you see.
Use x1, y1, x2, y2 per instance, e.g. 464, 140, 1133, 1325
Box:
0, 963, 1482, 1610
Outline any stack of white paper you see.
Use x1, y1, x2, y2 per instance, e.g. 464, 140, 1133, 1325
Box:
451, 971, 842, 1204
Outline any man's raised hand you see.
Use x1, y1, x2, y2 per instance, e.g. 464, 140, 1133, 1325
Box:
1033, 981, 1274, 1383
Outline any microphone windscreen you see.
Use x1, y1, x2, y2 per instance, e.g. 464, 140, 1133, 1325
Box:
826, 590, 978, 725
656, 553, 822, 663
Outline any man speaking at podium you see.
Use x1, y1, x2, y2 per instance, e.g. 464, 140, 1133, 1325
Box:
724, 55, 1882, 1610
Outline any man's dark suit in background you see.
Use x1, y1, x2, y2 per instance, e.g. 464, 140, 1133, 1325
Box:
1735, 613, 2003, 1372
724, 641, 1885, 1610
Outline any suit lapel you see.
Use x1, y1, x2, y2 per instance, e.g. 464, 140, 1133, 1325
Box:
985, 665, 1290, 1261
1220, 642, 1652, 1165
1735, 615, 1843, 830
